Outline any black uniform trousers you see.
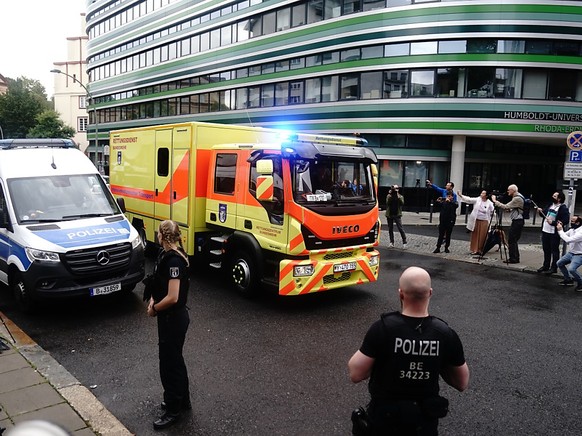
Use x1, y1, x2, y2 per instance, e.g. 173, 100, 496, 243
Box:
508, 218, 524, 262
368, 399, 438, 436
157, 306, 190, 413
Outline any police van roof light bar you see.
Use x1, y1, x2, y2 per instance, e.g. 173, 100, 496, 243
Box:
0, 139, 76, 150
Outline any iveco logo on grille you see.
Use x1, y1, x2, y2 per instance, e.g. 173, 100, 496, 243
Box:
96, 250, 111, 265
332, 224, 360, 235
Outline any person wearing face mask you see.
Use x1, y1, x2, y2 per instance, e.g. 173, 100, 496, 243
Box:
555, 216, 582, 292
535, 191, 569, 275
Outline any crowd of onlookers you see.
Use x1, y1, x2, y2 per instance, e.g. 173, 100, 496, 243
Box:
384, 181, 582, 293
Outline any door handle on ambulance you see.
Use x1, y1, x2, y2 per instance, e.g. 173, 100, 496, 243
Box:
155, 188, 158, 196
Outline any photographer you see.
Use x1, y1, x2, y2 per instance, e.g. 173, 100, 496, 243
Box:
491, 184, 524, 264
426, 179, 458, 203
385, 185, 407, 249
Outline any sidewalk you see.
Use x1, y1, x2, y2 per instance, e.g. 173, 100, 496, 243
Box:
0, 210, 546, 435
0, 312, 132, 435
383, 211, 544, 274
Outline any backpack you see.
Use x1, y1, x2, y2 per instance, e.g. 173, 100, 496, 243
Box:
518, 194, 531, 220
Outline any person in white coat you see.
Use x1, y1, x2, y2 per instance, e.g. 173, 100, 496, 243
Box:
556, 216, 582, 292
457, 189, 495, 255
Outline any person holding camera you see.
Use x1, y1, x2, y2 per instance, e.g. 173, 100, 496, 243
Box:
385, 184, 407, 249
348, 266, 469, 436
426, 179, 457, 203
433, 189, 458, 254
491, 184, 524, 264
535, 191, 569, 275
147, 220, 191, 430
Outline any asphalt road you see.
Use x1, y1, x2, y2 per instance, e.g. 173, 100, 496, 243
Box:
1, 243, 581, 435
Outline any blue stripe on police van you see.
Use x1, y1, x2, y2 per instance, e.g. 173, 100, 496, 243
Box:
0, 233, 32, 269
33, 221, 132, 249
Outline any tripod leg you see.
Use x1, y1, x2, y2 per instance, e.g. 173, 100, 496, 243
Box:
478, 211, 496, 261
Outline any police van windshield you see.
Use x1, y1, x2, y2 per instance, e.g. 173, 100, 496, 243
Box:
292, 159, 375, 207
8, 174, 121, 224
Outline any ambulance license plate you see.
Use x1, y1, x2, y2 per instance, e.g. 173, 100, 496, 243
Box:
90, 283, 121, 296
333, 261, 357, 273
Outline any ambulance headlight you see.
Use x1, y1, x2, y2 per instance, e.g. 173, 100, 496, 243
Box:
293, 264, 314, 277
26, 248, 60, 262
131, 233, 142, 249
369, 255, 379, 266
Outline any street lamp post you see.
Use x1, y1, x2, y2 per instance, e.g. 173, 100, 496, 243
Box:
50, 69, 99, 169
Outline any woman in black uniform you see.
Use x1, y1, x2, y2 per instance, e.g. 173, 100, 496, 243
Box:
147, 220, 191, 430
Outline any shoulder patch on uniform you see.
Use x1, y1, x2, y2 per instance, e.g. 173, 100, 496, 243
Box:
169, 267, 179, 278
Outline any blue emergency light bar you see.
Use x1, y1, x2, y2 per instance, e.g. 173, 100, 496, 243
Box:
0, 139, 76, 149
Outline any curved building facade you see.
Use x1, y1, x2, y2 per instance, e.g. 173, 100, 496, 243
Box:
85, 0, 582, 207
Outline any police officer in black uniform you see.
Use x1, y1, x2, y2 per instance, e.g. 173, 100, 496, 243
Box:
349, 266, 469, 435
147, 220, 191, 430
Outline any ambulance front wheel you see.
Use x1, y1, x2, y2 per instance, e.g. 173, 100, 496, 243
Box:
230, 251, 258, 297
12, 272, 35, 313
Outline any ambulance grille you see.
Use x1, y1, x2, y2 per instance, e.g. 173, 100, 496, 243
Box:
323, 272, 351, 284
63, 243, 132, 274
324, 251, 354, 261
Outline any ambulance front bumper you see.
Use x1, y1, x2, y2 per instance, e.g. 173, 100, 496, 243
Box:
278, 248, 379, 296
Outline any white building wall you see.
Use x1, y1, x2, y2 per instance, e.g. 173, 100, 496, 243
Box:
52, 13, 89, 152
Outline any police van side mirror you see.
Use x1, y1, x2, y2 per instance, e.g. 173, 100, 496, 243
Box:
117, 197, 127, 213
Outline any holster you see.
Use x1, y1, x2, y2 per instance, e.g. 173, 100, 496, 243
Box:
351, 406, 372, 436
421, 396, 449, 419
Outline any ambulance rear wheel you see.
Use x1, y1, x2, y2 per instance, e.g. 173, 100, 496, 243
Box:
230, 251, 258, 297
12, 273, 35, 313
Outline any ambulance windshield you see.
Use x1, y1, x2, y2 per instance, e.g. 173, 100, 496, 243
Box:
9, 174, 121, 224
292, 159, 376, 207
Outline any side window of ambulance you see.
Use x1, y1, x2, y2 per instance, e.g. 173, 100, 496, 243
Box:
214, 153, 237, 195
157, 148, 169, 177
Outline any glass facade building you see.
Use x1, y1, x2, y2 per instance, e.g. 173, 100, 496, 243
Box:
85, 0, 582, 207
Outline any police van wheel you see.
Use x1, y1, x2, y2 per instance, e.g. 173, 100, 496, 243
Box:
230, 251, 258, 298
12, 273, 35, 313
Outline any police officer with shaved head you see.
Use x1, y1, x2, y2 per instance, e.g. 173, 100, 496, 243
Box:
348, 267, 469, 435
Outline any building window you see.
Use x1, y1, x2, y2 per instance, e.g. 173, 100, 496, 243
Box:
360, 72, 382, 99
384, 70, 408, 98
410, 70, 435, 96
79, 96, 87, 109
78, 117, 88, 132
436, 68, 459, 97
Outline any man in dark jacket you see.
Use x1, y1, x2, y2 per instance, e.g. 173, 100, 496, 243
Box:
433, 189, 458, 253
385, 185, 408, 249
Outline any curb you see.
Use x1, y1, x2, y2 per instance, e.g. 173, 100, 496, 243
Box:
0, 311, 133, 436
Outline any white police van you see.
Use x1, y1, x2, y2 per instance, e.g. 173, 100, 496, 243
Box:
0, 139, 145, 311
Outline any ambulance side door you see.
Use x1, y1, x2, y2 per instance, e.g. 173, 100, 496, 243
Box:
245, 155, 288, 253
154, 129, 173, 221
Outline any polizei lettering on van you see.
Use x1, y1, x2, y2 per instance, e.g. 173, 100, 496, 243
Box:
67, 227, 130, 240
394, 338, 440, 356
332, 224, 360, 234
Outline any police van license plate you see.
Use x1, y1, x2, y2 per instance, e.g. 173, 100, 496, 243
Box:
90, 283, 121, 296
333, 261, 357, 273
